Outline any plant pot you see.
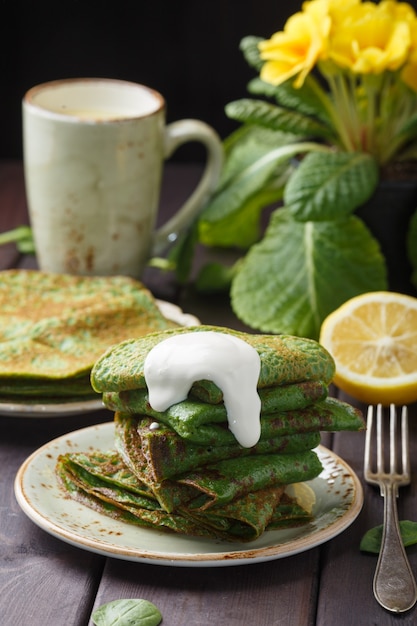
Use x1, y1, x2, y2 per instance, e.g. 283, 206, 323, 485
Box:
356, 180, 417, 296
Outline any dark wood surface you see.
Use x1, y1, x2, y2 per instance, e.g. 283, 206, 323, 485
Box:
1, 160, 417, 625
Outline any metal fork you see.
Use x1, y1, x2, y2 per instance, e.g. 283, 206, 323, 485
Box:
364, 404, 417, 613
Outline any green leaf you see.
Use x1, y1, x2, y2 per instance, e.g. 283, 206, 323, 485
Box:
277, 77, 332, 123
240, 35, 264, 71
360, 521, 417, 554
197, 142, 301, 249
220, 124, 296, 190
285, 152, 379, 221
199, 183, 284, 248
231, 209, 387, 339
397, 111, 417, 142
146, 257, 175, 271
239, 38, 333, 131
225, 99, 333, 141
92, 599, 162, 626
197, 125, 311, 248
247, 77, 287, 100
0, 225, 36, 254
195, 261, 240, 293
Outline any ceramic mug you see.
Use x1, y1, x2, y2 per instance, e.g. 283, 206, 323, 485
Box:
22, 78, 223, 277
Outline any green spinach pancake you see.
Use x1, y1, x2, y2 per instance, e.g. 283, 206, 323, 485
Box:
0, 270, 176, 398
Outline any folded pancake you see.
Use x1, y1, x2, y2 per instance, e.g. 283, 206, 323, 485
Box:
56, 452, 220, 538
56, 450, 314, 541
111, 411, 323, 512
0, 270, 177, 397
115, 414, 321, 481
105, 390, 363, 446
91, 326, 336, 397
103, 379, 329, 418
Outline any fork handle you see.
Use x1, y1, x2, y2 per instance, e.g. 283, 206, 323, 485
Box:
373, 483, 417, 613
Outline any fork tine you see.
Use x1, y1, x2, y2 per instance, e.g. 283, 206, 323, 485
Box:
401, 405, 410, 477
389, 403, 397, 475
364, 405, 373, 475
376, 403, 384, 475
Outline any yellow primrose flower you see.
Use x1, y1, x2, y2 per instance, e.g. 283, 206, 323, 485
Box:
305, 0, 361, 26
259, 2, 331, 87
329, 0, 412, 73
380, 0, 416, 21
249, 0, 417, 162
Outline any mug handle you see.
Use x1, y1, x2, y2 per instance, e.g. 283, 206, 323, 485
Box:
152, 119, 223, 255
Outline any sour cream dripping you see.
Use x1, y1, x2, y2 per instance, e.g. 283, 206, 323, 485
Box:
144, 331, 261, 447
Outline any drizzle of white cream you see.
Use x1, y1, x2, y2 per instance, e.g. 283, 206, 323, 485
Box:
144, 331, 261, 447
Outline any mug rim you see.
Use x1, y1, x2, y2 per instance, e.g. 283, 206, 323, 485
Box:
23, 77, 165, 123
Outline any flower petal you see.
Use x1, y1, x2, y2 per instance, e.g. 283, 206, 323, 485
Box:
259, 6, 330, 87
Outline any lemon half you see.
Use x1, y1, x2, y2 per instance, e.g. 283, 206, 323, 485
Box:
319, 291, 417, 406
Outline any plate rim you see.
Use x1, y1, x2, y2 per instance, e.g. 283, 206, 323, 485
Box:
0, 396, 104, 417
14, 421, 364, 567
0, 299, 200, 418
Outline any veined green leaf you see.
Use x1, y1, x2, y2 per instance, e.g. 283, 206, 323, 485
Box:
285, 152, 379, 221
231, 209, 387, 339
226, 99, 333, 141
92, 599, 162, 626
249, 75, 333, 126
240, 35, 264, 71
247, 77, 285, 100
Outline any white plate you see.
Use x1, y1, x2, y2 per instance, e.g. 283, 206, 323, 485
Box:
0, 395, 105, 418
14, 422, 363, 567
0, 300, 200, 418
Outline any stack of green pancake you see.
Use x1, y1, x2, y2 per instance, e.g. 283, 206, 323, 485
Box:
56, 326, 364, 542
0, 270, 176, 399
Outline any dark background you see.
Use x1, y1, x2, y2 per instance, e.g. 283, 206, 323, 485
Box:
0, 0, 308, 161
3, 0, 417, 161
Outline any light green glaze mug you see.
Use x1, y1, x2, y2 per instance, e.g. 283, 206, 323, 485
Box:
22, 78, 223, 278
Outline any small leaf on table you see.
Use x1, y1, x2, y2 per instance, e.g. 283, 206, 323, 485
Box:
360, 521, 417, 554
92, 598, 162, 626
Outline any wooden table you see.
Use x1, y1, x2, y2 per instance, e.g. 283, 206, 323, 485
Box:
1, 159, 417, 626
